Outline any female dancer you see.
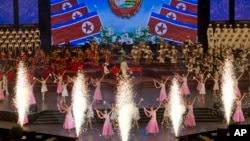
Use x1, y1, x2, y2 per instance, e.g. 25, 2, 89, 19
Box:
210, 74, 220, 97
0, 79, 5, 101
132, 98, 143, 129
195, 70, 207, 93
233, 92, 247, 123
143, 102, 162, 136
194, 76, 208, 104
106, 102, 118, 128
54, 70, 66, 95
96, 109, 114, 138
184, 97, 197, 128
178, 72, 190, 96
153, 76, 169, 102
61, 81, 69, 103
57, 102, 75, 131
91, 75, 105, 103
86, 100, 95, 129
161, 100, 170, 127
36, 74, 50, 100
234, 73, 244, 97
29, 79, 37, 106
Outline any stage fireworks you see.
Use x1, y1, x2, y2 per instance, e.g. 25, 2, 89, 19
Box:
116, 78, 136, 141
72, 72, 89, 137
221, 58, 236, 125
169, 78, 186, 137
14, 61, 31, 127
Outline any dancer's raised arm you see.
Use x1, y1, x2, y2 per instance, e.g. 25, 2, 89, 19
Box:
155, 102, 162, 112
153, 79, 161, 88
164, 76, 169, 84
240, 92, 247, 101
192, 96, 198, 105
237, 73, 244, 80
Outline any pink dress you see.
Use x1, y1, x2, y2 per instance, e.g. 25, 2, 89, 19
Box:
145, 110, 159, 134
234, 81, 241, 97
63, 108, 75, 129
184, 105, 196, 127
181, 77, 190, 95
94, 82, 102, 101
196, 82, 202, 91
102, 114, 114, 137
29, 85, 36, 105
159, 83, 167, 102
57, 76, 63, 93
233, 101, 245, 122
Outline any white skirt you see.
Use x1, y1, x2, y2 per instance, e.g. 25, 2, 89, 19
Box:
41, 84, 48, 93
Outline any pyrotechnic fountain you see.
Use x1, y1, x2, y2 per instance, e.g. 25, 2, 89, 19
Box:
169, 78, 186, 137
14, 61, 31, 127
116, 78, 136, 141
72, 72, 89, 137
221, 58, 236, 125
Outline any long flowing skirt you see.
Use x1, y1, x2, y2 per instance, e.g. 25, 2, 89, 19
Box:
181, 84, 190, 95
63, 113, 75, 129
57, 85, 63, 93
94, 88, 102, 101
146, 120, 159, 134
184, 113, 196, 126
0, 89, 4, 100
102, 123, 114, 136
233, 109, 245, 122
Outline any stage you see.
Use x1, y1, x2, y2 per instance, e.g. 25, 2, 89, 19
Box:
1, 65, 250, 140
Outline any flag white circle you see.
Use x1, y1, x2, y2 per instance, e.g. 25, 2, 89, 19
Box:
82, 21, 94, 34
176, 3, 186, 11
166, 12, 177, 20
155, 22, 167, 35
72, 11, 83, 19
62, 2, 72, 10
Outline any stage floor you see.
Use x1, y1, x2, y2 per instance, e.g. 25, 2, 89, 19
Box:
1, 76, 250, 140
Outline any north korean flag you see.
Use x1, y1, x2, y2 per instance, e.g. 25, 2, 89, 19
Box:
51, 11, 102, 45
51, 3, 89, 25
50, 0, 79, 13
160, 4, 197, 25
147, 12, 197, 43
169, 0, 197, 13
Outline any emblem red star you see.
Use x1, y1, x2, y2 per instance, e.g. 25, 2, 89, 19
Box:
157, 24, 166, 34
83, 23, 92, 32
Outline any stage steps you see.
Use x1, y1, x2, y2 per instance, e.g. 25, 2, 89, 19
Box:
194, 108, 222, 122
32, 111, 65, 124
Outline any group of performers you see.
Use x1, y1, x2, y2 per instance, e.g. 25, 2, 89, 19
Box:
0, 28, 249, 138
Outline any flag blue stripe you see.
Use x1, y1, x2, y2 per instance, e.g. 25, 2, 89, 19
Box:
50, 0, 65, 5
51, 3, 87, 17
151, 12, 197, 30
162, 4, 197, 16
51, 11, 98, 29
182, 0, 197, 6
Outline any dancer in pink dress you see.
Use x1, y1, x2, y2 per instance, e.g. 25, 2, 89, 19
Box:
184, 97, 197, 128
0, 80, 5, 101
36, 74, 50, 100
234, 73, 244, 97
177, 72, 190, 96
91, 75, 105, 103
195, 70, 207, 92
54, 70, 66, 95
144, 102, 161, 136
57, 102, 75, 131
96, 109, 114, 138
233, 92, 247, 123
153, 76, 169, 102
29, 80, 37, 105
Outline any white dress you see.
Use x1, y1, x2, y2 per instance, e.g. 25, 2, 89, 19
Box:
213, 79, 219, 90
199, 83, 206, 94
86, 105, 94, 118
41, 81, 48, 92
132, 106, 140, 120
62, 84, 69, 97
110, 107, 118, 120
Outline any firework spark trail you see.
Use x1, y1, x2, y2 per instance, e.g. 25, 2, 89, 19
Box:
72, 72, 89, 137
169, 78, 186, 137
15, 61, 31, 127
116, 78, 136, 141
221, 58, 236, 125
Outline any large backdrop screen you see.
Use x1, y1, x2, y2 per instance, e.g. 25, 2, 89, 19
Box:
0, 0, 14, 24
50, 0, 198, 46
210, 0, 229, 21
235, 0, 250, 20
18, 0, 39, 24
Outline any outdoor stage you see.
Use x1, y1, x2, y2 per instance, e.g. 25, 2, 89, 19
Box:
1, 65, 250, 141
